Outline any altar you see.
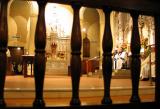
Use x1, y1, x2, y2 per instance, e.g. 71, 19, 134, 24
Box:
45, 30, 71, 76
68, 57, 99, 75
82, 57, 99, 75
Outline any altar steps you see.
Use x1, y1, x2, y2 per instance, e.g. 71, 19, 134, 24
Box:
4, 76, 154, 106
5, 86, 154, 107
112, 69, 131, 79
86, 69, 131, 79
5, 85, 154, 99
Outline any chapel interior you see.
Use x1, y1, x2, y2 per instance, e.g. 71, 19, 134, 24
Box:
7, 0, 155, 80
1, 0, 157, 106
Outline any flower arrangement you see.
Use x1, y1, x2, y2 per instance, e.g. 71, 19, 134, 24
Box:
141, 38, 151, 59
121, 43, 127, 51
141, 38, 148, 49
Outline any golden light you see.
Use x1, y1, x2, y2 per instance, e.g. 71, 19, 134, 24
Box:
45, 3, 73, 37
82, 28, 86, 33
31, 2, 73, 37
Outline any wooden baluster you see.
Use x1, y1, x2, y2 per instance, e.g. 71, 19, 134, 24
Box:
70, 2, 81, 106
0, 0, 9, 108
101, 7, 113, 105
155, 15, 160, 103
33, 0, 47, 108
130, 12, 141, 103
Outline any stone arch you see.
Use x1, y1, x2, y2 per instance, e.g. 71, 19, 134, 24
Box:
14, 16, 28, 45
9, 0, 32, 48
80, 8, 102, 57
10, 0, 31, 20
8, 16, 18, 46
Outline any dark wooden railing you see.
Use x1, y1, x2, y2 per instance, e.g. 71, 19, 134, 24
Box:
0, 0, 160, 108
33, 0, 47, 108
130, 12, 141, 103
102, 7, 113, 105
0, 0, 9, 108
70, 2, 82, 106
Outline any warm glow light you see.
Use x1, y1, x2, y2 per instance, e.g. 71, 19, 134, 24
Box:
31, 1, 38, 15
17, 47, 21, 50
140, 48, 144, 53
82, 28, 86, 33
45, 3, 73, 37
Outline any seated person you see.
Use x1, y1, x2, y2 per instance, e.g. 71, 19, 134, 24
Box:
7, 49, 11, 57
113, 47, 127, 69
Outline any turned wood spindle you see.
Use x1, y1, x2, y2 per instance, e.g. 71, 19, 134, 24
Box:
155, 15, 160, 103
101, 7, 113, 105
130, 12, 141, 103
70, 2, 82, 106
33, 0, 47, 108
0, 0, 9, 108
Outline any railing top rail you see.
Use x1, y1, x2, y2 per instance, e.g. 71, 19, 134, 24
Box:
25, 0, 160, 15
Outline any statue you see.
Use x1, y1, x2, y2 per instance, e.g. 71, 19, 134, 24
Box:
50, 41, 57, 59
